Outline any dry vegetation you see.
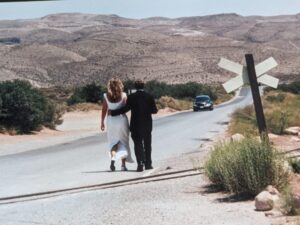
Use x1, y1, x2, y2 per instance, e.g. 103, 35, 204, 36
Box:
156, 96, 192, 111
229, 91, 300, 136
66, 103, 101, 112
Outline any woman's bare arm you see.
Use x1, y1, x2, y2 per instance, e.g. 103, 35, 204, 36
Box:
101, 99, 108, 131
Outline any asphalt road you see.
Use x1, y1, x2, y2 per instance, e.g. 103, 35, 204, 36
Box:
0, 87, 253, 199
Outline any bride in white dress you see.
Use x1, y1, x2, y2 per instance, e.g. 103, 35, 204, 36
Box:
101, 78, 134, 171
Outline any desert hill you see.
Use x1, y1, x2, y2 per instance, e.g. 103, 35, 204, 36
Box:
0, 13, 299, 87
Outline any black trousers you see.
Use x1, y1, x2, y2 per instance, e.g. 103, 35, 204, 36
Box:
131, 132, 152, 166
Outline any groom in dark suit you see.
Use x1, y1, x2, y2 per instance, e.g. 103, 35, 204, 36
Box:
110, 80, 158, 172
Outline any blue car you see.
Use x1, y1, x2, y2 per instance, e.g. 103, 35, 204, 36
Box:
193, 95, 214, 111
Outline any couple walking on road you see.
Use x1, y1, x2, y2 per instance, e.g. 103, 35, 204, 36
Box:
101, 78, 158, 172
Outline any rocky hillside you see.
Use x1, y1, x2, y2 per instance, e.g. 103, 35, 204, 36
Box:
0, 13, 299, 87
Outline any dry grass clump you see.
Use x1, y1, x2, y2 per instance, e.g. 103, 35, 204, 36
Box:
228, 105, 258, 136
156, 96, 192, 111
279, 184, 300, 216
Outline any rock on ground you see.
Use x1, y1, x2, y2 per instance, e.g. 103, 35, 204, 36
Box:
255, 187, 280, 211
284, 127, 300, 136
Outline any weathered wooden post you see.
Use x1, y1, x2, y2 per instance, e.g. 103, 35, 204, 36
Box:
218, 55, 279, 141
245, 54, 268, 141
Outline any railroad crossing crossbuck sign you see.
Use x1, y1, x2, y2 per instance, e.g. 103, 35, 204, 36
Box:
218, 54, 280, 141
218, 57, 279, 93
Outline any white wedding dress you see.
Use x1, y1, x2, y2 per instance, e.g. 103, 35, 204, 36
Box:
104, 92, 134, 163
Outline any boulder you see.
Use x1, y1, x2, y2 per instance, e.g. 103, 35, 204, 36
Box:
231, 133, 245, 142
255, 186, 281, 211
284, 127, 300, 136
292, 190, 300, 213
255, 191, 275, 211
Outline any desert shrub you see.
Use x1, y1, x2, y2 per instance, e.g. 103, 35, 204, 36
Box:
40, 86, 73, 104
169, 82, 217, 100
156, 96, 192, 111
123, 79, 135, 93
279, 185, 300, 215
145, 80, 171, 99
289, 158, 300, 174
82, 83, 106, 103
278, 81, 300, 94
0, 80, 56, 133
47, 103, 66, 128
266, 93, 286, 103
266, 110, 291, 134
205, 138, 289, 196
67, 80, 230, 108
67, 90, 85, 105
0, 96, 3, 116
169, 82, 201, 99
67, 83, 105, 105
144, 80, 219, 100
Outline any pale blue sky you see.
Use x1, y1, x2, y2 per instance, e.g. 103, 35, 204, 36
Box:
0, 0, 300, 20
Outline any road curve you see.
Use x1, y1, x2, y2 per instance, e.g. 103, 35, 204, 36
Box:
0, 87, 253, 199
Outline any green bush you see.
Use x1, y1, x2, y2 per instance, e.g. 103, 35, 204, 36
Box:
205, 138, 289, 196
0, 80, 56, 133
145, 80, 218, 100
123, 79, 135, 94
67, 82, 105, 105
145, 80, 171, 99
67, 80, 228, 106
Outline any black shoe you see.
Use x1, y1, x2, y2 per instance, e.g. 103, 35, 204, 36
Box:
110, 160, 115, 171
137, 164, 144, 172
145, 165, 153, 170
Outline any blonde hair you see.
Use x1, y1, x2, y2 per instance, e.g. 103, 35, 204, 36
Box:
107, 78, 124, 102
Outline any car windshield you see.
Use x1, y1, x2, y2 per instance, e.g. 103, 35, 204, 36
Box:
196, 96, 210, 102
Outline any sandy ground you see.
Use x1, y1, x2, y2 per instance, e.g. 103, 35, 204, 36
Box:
269, 134, 300, 158
0, 108, 179, 157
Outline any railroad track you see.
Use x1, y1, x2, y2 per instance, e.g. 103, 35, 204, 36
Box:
0, 167, 204, 205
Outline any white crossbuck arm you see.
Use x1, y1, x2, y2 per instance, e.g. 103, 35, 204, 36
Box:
219, 57, 279, 93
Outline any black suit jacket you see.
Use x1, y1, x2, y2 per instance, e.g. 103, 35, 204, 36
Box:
111, 90, 158, 135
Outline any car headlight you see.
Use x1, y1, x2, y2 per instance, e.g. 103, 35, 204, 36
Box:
205, 103, 211, 106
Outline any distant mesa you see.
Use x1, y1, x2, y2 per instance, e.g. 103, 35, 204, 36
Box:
0, 12, 299, 87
